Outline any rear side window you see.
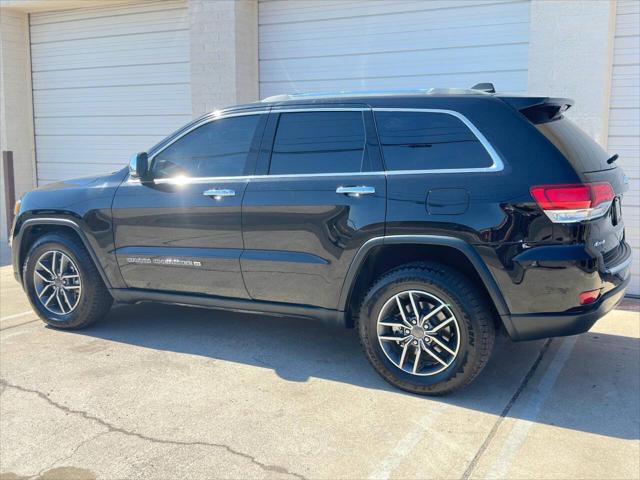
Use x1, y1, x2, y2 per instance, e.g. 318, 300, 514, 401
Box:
535, 118, 612, 173
375, 111, 493, 171
269, 111, 366, 175
152, 115, 261, 179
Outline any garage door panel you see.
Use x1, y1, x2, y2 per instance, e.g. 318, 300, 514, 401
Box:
608, 1, 640, 295
34, 115, 192, 137
260, 2, 529, 45
259, 0, 517, 25
617, 0, 640, 16
32, 62, 190, 90
36, 135, 162, 163
30, 0, 186, 27
31, 1, 191, 186
33, 84, 190, 116
261, 44, 529, 82
30, 8, 188, 43
260, 70, 528, 98
31, 31, 189, 71
36, 162, 128, 182
260, 23, 529, 60
259, 0, 530, 97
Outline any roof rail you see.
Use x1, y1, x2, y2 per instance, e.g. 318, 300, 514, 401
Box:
260, 86, 492, 102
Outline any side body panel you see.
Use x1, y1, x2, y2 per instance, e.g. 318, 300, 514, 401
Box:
111, 178, 251, 298
12, 169, 129, 288
240, 108, 387, 309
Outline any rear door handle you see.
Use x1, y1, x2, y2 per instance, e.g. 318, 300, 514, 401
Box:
336, 186, 375, 196
203, 188, 235, 198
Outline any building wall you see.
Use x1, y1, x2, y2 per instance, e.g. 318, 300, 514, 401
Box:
528, 0, 616, 146
189, 0, 258, 117
0, 9, 36, 243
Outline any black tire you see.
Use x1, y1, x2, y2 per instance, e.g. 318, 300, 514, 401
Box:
23, 232, 113, 329
358, 262, 495, 395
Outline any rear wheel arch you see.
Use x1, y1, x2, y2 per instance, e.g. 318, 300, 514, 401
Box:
340, 236, 512, 333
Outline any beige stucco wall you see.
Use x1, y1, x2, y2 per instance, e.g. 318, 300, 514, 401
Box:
189, 0, 258, 117
528, 0, 617, 147
0, 8, 36, 243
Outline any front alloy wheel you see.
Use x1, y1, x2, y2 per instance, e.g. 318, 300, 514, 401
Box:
33, 250, 82, 315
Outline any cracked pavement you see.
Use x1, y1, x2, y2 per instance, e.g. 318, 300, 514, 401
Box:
1, 265, 639, 479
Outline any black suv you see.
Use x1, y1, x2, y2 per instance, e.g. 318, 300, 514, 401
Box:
10, 86, 632, 395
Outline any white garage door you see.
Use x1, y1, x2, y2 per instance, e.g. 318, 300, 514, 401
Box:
259, 0, 531, 98
30, 1, 191, 184
608, 0, 640, 296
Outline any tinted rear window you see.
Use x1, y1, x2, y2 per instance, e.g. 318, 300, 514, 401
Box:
375, 111, 493, 171
269, 111, 366, 175
535, 118, 612, 173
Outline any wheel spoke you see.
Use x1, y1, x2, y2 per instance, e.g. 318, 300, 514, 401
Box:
58, 254, 68, 276
55, 290, 65, 313
35, 270, 54, 283
63, 285, 81, 291
60, 288, 74, 310
427, 317, 454, 334
379, 321, 407, 329
412, 343, 422, 373
420, 304, 447, 327
50, 252, 57, 276
37, 284, 53, 299
408, 291, 420, 319
395, 296, 412, 327
429, 336, 455, 356
44, 290, 57, 307
421, 342, 448, 366
61, 274, 79, 280
379, 334, 410, 342
37, 262, 54, 278
398, 342, 410, 370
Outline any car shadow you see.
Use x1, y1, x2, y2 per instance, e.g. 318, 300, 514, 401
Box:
72, 302, 639, 441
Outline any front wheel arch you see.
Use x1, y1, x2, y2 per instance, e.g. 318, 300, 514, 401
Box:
15, 218, 112, 290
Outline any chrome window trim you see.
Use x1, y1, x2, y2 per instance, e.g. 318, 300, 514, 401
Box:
134, 106, 504, 186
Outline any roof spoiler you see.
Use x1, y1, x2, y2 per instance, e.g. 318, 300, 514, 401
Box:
501, 96, 574, 124
471, 82, 496, 93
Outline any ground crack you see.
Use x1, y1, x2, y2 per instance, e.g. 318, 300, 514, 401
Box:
1, 378, 307, 480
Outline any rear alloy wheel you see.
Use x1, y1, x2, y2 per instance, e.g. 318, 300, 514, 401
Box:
377, 290, 460, 376
358, 263, 495, 395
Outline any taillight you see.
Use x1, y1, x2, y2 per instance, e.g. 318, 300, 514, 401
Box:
579, 289, 601, 305
530, 182, 614, 223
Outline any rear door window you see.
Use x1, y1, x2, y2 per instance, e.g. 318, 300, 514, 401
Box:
269, 111, 366, 175
535, 117, 612, 173
375, 111, 493, 171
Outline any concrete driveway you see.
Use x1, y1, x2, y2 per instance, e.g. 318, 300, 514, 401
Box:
1, 264, 639, 480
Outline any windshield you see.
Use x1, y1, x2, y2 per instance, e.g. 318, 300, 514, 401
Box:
536, 117, 613, 173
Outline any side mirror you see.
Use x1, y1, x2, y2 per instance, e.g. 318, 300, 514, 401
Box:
129, 152, 151, 182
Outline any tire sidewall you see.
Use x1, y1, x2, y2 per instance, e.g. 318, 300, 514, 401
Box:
360, 268, 482, 392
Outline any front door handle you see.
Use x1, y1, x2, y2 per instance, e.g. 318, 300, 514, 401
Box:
203, 188, 235, 199
336, 186, 375, 196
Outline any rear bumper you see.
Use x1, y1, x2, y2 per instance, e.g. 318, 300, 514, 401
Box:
504, 271, 630, 341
